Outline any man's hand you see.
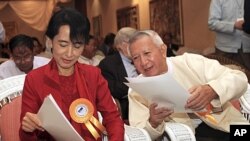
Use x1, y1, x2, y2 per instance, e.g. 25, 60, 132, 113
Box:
185, 84, 218, 111
21, 112, 44, 132
235, 19, 244, 30
149, 103, 173, 128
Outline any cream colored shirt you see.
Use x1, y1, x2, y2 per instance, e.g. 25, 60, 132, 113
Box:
0, 56, 50, 80
78, 54, 104, 66
129, 53, 249, 140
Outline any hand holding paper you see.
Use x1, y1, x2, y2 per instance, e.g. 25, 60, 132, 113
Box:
37, 94, 84, 141
125, 73, 193, 113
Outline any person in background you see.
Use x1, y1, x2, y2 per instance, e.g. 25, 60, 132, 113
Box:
78, 34, 104, 66
100, 33, 117, 56
99, 27, 138, 120
19, 8, 124, 141
31, 37, 44, 56
208, 0, 250, 70
0, 21, 5, 43
35, 36, 53, 59
243, 0, 250, 34
128, 30, 248, 141
0, 34, 50, 80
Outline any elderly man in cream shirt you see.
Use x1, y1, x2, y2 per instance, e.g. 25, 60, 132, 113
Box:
128, 30, 249, 141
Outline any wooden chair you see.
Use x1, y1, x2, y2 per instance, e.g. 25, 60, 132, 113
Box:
0, 74, 151, 141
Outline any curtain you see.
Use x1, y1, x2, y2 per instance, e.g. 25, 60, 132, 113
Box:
0, 0, 71, 31
0, 2, 8, 10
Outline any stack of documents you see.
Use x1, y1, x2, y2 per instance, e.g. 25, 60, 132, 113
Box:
37, 95, 84, 141
125, 73, 192, 113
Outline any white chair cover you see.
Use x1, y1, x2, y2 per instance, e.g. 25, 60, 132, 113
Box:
164, 122, 196, 141
0, 74, 25, 102
240, 84, 250, 122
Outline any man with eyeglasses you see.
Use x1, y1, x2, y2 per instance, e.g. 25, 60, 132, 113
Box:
0, 34, 50, 80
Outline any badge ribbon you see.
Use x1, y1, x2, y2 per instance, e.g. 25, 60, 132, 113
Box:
69, 98, 107, 140
197, 104, 217, 124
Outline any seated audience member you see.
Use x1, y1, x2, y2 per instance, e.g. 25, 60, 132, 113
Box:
19, 8, 124, 140
0, 34, 50, 80
128, 30, 249, 141
100, 33, 117, 56
36, 36, 53, 59
0, 44, 10, 59
78, 35, 104, 66
31, 37, 44, 56
99, 27, 138, 120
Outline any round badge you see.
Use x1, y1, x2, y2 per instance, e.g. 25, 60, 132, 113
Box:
75, 104, 88, 117
69, 98, 94, 123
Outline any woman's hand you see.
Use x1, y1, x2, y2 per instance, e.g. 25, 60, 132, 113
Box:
21, 112, 44, 132
149, 103, 173, 128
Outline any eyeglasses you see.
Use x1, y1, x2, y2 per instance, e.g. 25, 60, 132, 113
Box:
13, 54, 33, 64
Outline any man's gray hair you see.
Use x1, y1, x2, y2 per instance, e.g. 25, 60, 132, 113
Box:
114, 27, 137, 47
129, 30, 164, 48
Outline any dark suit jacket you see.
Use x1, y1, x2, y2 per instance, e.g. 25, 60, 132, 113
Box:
243, 0, 250, 34
98, 52, 129, 120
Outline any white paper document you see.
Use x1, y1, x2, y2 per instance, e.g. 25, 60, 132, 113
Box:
125, 73, 193, 113
37, 94, 84, 141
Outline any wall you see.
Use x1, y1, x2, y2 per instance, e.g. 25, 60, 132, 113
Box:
0, 0, 215, 53
0, 1, 75, 46
0, 5, 45, 44
182, 0, 215, 53
87, 0, 149, 36
87, 0, 215, 53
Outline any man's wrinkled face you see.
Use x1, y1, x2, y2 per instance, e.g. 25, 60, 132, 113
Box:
129, 36, 167, 76
12, 46, 34, 73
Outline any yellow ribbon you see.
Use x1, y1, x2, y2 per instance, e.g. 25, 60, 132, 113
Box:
69, 98, 107, 140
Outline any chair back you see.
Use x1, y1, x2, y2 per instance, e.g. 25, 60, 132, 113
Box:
0, 74, 26, 141
164, 123, 196, 141
240, 84, 250, 122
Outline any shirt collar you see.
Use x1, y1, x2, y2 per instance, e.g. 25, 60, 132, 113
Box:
119, 52, 131, 63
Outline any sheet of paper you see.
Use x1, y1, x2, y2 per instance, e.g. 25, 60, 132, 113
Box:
37, 94, 84, 141
125, 73, 193, 113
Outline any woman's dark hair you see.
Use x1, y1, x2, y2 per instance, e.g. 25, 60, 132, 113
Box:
45, 8, 90, 44
9, 34, 34, 53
